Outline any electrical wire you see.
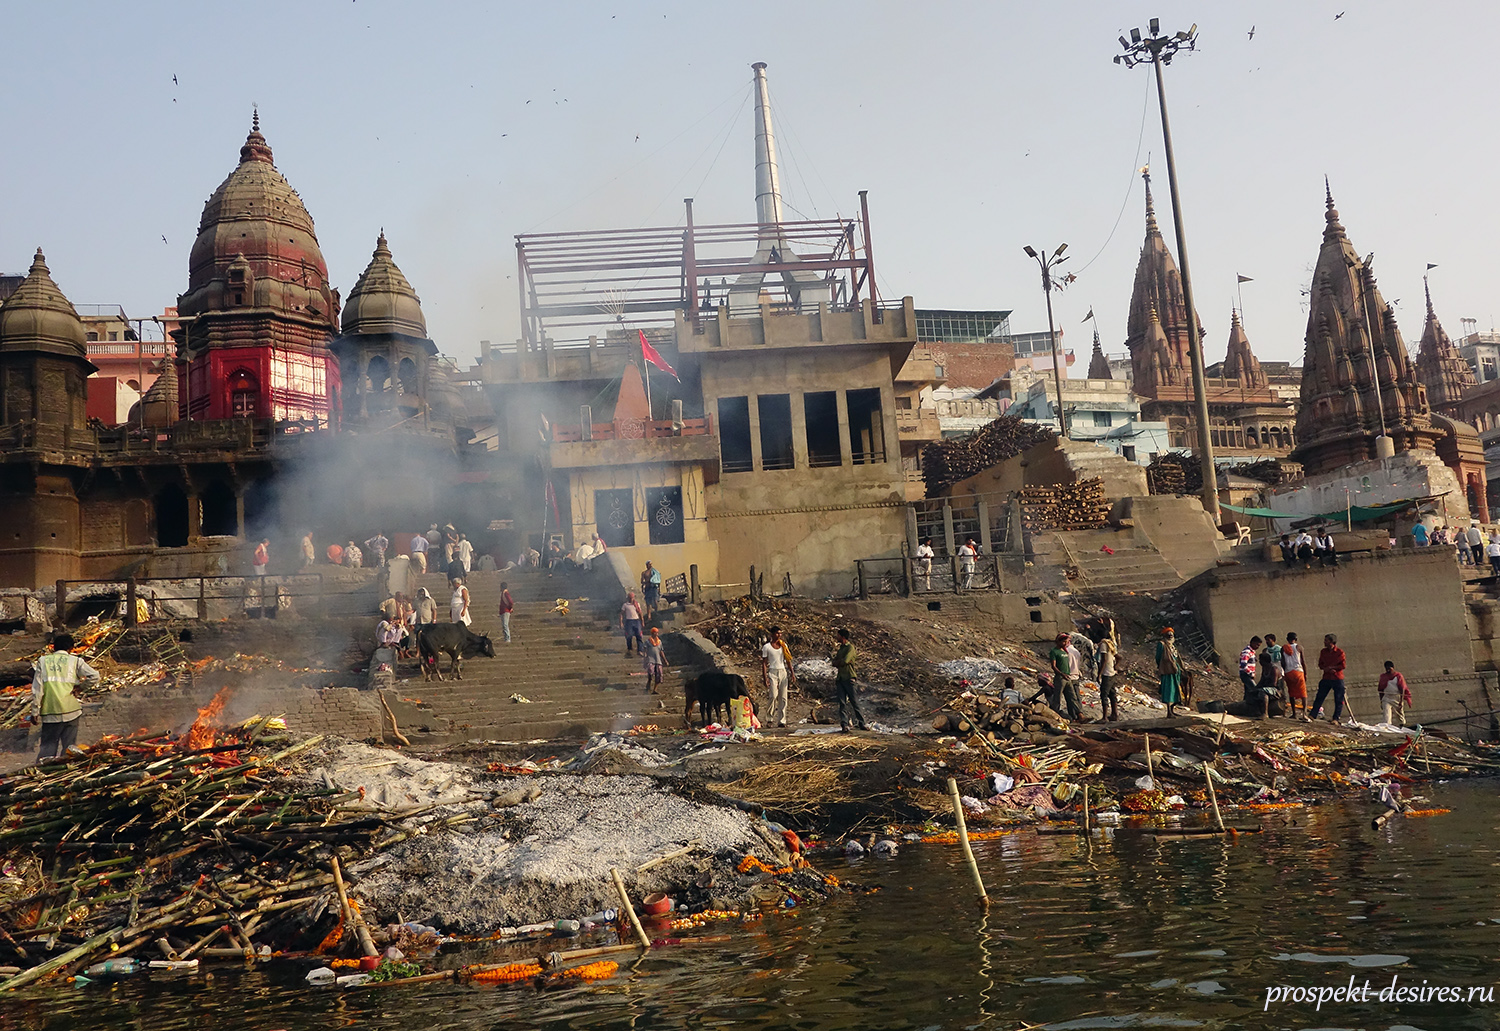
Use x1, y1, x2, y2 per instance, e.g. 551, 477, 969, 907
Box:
639, 89, 751, 228
1070, 70, 1154, 277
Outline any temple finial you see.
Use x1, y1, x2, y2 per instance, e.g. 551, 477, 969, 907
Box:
252, 105, 259, 133
1425, 274, 1434, 320
1142, 167, 1157, 231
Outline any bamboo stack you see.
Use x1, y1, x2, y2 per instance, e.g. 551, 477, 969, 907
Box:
0, 727, 421, 989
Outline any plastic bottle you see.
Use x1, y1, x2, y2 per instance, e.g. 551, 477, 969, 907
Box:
583, 909, 618, 924
554, 919, 581, 935
83, 958, 139, 976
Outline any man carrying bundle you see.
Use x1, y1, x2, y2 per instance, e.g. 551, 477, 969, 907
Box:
26, 634, 100, 760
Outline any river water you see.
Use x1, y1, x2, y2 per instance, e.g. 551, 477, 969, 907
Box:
13, 780, 1499, 1030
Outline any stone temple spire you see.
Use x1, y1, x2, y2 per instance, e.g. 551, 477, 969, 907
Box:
1221, 309, 1267, 389
1087, 323, 1111, 379
1291, 183, 1441, 474
1124, 168, 1197, 396
1414, 275, 1475, 413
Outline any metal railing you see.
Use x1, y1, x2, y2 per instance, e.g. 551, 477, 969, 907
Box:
54, 574, 327, 626
850, 554, 1005, 598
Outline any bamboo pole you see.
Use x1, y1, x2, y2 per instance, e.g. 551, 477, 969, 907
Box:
945, 777, 990, 908
1214, 710, 1229, 746
1204, 763, 1225, 832
544, 942, 642, 967
331, 856, 377, 957
1144, 733, 1155, 787
609, 867, 652, 950
0, 928, 119, 991
1082, 784, 1090, 830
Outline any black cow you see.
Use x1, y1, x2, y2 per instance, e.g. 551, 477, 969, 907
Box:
682, 671, 751, 728
416, 624, 495, 681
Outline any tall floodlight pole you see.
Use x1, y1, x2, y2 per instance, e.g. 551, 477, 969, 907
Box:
1024, 245, 1071, 439
1116, 20, 1219, 522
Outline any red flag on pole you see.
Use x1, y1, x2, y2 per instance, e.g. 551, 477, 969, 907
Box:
638, 329, 679, 381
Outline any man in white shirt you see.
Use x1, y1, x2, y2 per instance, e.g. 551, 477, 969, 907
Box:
916, 539, 935, 590
760, 626, 795, 728
957, 540, 977, 590
1467, 522, 1485, 566
1096, 635, 1119, 721
409, 531, 429, 574
1294, 530, 1315, 567
456, 533, 475, 575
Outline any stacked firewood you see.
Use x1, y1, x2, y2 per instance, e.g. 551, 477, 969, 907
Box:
1146, 451, 1201, 495
932, 696, 1070, 745
1018, 478, 1109, 531
921, 416, 1057, 497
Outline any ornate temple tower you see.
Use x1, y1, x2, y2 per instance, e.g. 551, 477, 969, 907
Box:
0, 249, 94, 444
1086, 324, 1111, 379
174, 114, 340, 422
1221, 310, 1268, 389
1414, 277, 1475, 415
331, 233, 438, 429
1124, 171, 1196, 395
1291, 186, 1442, 475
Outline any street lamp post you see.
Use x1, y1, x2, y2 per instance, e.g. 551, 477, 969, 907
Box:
1116, 20, 1220, 522
1024, 244, 1070, 440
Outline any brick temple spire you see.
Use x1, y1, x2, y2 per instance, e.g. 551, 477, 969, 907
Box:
1414, 275, 1475, 413
1124, 169, 1196, 396
1291, 183, 1441, 474
1221, 309, 1267, 389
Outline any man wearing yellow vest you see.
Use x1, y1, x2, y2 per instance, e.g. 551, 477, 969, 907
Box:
28, 633, 99, 760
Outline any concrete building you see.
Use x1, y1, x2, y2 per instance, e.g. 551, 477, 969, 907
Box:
914, 308, 1014, 394
1458, 331, 1500, 385
1006, 376, 1168, 464
893, 347, 944, 499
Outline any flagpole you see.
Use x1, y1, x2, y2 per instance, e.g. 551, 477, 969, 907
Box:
643, 357, 652, 427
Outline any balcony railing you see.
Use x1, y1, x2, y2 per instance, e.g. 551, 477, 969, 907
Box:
550, 416, 713, 443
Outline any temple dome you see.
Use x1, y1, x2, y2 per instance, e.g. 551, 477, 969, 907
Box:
342, 233, 428, 338
0, 249, 88, 361
178, 113, 335, 322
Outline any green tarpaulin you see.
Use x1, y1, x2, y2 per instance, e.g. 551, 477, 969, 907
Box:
1223, 500, 1417, 524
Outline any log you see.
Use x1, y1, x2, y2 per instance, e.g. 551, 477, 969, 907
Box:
609, 867, 652, 950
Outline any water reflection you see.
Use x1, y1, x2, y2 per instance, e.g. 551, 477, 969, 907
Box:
16, 780, 1499, 1030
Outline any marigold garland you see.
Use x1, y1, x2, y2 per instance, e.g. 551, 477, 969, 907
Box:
469, 961, 543, 983
552, 960, 619, 981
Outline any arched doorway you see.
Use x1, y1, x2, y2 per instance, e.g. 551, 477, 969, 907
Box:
201, 481, 238, 537
154, 484, 189, 547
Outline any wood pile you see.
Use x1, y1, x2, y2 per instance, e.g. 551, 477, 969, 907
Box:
932, 696, 1070, 745
1146, 451, 1201, 495
0, 717, 445, 989
921, 416, 1056, 497
1017, 478, 1109, 531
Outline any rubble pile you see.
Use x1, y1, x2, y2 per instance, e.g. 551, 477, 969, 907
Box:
1018, 478, 1109, 532
920, 416, 1056, 497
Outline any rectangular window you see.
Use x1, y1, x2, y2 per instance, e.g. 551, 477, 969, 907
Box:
1122, 445, 1137, 462
804, 391, 842, 467
594, 488, 635, 548
757, 394, 795, 470
895, 395, 913, 410
108, 332, 119, 341
645, 486, 685, 545
846, 388, 886, 464
717, 396, 753, 473
1093, 411, 1111, 428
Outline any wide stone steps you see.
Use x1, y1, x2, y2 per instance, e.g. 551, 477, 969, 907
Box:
387, 567, 681, 742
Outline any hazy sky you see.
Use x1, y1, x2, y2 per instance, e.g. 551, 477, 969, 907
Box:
4, 2, 1494, 375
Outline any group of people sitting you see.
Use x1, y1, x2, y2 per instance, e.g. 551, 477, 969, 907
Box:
373, 588, 443, 658
1276, 529, 1339, 568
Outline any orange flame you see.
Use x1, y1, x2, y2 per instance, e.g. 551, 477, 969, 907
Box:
183, 687, 231, 751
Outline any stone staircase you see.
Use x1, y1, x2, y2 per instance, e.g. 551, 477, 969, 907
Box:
1030, 528, 1186, 594
387, 566, 682, 743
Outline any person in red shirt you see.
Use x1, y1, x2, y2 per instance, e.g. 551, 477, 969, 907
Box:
1312, 633, 1347, 722
252, 538, 269, 576
498, 581, 515, 644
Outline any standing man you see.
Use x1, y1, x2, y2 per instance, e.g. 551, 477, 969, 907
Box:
365, 532, 389, 569
1411, 521, 1429, 547
1096, 632, 1119, 722
620, 591, 644, 656
1239, 636, 1261, 704
1065, 634, 1088, 715
1467, 521, 1484, 566
411, 587, 438, 626
1312, 633, 1347, 722
27, 634, 99, 760
642, 626, 668, 695
443, 524, 459, 566
456, 533, 474, 575
831, 628, 867, 732
916, 538, 935, 591
957, 539, 977, 590
1377, 660, 1412, 726
760, 626, 795, 728
1257, 635, 1283, 718
498, 581, 515, 644
642, 561, 662, 618
409, 530, 429, 574
1156, 628, 1185, 718
1281, 631, 1308, 719
1047, 634, 1071, 715
252, 538, 270, 576
300, 531, 316, 570
1487, 536, 1500, 575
